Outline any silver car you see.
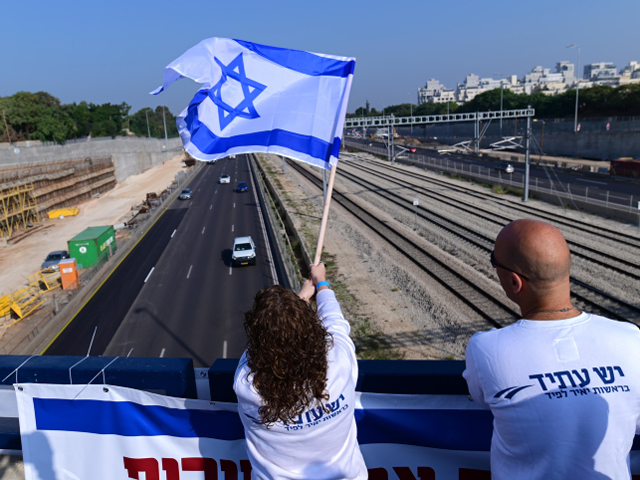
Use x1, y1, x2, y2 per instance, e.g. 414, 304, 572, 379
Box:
41, 250, 70, 271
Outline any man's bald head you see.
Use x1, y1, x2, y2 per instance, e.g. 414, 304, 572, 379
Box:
494, 219, 571, 287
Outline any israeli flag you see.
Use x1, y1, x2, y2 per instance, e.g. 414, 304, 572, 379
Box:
152, 38, 355, 170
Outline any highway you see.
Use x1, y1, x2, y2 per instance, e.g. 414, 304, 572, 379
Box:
44, 155, 278, 367
348, 138, 639, 208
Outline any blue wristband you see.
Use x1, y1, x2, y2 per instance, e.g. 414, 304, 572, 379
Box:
316, 281, 331, 290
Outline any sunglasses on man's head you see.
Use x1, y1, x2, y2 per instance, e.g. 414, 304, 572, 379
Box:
490, 251, 529, 281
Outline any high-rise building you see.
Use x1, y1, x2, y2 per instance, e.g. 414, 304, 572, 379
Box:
584, 62, 617, 81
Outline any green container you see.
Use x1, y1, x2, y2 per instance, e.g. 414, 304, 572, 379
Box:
68, 225, 117, 269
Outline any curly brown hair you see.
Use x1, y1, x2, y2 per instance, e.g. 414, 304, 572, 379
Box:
244, 285, 333, 426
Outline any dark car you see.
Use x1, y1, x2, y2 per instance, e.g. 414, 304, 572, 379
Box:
495, 163, 515, 174
41, 250, 70, 271
236, 181, 248, 193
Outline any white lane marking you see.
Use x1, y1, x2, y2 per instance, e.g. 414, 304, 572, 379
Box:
232, 224, 234, 232
198, 188, 201, 191
210, 205, 212, 210
233, 203, 236, 208
171, 229, 176, 238
576, 178, 607, 185
159, 348, 165, 358
215, 189, 218, 194
190, 201, 193, 206
144, 267, 154, 283
223, 340, 228, 359
187, 265, 193, 279
202, 227, 206, 234
229, 265, 233, 276
248, 156, 278, 283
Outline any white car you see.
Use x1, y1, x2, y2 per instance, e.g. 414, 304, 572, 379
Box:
219, 174, 231, 184
232, 236, 256, 266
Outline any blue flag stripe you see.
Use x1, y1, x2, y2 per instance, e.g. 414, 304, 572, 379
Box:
31, 398, 640, 451
34, 398, 245, 440
185, 94, 341, 162
233, 39, 355, 78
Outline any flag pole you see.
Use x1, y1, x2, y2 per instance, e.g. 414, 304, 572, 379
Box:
313, 163, 338, 265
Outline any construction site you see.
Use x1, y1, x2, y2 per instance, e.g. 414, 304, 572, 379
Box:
0, 139, 187, 354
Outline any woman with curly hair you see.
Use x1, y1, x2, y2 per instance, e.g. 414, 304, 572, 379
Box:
234, 263, 367, 479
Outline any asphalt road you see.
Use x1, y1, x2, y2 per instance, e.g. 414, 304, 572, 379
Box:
348, 138, 639, 208
44, 155, 277, 367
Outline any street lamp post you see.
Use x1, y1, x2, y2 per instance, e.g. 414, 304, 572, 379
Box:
494, 73, 505, 138
162, 106, 168, 150
567, 44, 581, 133
145, 109, 151, 138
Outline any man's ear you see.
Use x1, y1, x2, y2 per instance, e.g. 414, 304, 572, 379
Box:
509, 272, 525, 295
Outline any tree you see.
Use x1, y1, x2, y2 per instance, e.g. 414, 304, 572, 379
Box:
127, 106, 178, 139
0, 91, 74, 142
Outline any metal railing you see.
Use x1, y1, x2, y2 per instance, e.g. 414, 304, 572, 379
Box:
251, 155, 301, 290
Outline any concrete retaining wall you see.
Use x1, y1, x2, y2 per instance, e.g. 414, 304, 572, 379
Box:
397, 117, 640, 161
0, 137, 183, 182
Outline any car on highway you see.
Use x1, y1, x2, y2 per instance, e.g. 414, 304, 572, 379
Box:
219, 174, 231, 184
41, 250, 70, 271
236, 181, 248, 193
495, 163, 515, 174
231, 236, 256, 266
179, 188, 192, 200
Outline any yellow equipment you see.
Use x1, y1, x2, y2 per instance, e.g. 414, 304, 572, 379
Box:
48, 207, 79, 219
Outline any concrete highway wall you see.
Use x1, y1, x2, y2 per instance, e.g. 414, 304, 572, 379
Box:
398, 117, 640, 161
0, 137, 183, 182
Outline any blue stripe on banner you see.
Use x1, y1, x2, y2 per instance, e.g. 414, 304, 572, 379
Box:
31, 398, 640, 451
34, 398, 245, 440
355, 408, 494, 452
184, 94, 338, 163
233, 39, 355, 78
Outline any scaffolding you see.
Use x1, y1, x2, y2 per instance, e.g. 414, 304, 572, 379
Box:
0, 183, 40, 238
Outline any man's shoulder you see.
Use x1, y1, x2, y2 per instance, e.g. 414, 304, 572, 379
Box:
467, 325, 512, 346
585, 314, 640, 340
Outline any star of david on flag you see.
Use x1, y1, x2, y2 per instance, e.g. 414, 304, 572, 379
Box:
152, 37, 355, 170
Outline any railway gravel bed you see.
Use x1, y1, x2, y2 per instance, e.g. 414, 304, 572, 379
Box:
259, 152, 640, 360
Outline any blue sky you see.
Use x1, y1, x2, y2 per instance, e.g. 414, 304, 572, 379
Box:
1, 0, 639, 115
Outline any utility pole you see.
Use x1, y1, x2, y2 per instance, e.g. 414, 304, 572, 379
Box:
145, 109, 151, 138
495, 73, 505, 138
567, 44, 581, 133
162, 106, 168, 150
2, 109, 11, 144
524, 105, 532, 202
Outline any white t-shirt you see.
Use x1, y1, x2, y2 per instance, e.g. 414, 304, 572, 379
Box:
464, 313, 640, 480
234, 289, 367, 480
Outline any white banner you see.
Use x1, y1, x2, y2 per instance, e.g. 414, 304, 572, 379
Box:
15, 383, 640, 479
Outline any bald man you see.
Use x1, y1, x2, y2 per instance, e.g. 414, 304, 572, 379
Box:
464, 219, 640, 479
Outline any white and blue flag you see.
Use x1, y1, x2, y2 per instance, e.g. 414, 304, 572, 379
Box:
152, 37, 355, 169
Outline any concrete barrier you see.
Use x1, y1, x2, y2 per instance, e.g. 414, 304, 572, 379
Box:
0, 137, 183, 183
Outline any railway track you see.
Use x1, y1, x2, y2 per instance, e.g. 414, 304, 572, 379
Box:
337, 158, 640, 324
388, 155, 640, 249
343, 160, 640, 278
286, 159, 520, 328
